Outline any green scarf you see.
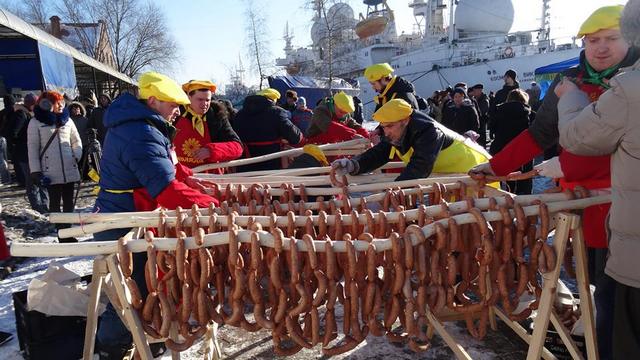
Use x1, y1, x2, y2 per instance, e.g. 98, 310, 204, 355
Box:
583, 61, 620, 89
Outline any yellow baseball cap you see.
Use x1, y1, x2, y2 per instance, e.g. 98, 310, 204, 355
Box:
577, 5, 624, 37
182, 80, 217, 94
138, 72, 190, 105
364, 63, 394, 82
256, 88, 281, 101
372, 99, 413, 123
333, 91, 355, 113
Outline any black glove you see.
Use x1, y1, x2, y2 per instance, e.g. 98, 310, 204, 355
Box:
30, 171, 43, 183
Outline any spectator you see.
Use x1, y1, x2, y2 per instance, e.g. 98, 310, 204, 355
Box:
441, 88, 479, 136
470, 84, 490, 147
69, 101, 90, 178
0, 95, 14, 184
526, 81, 542, 110
291, 96, 313, 134
489, 89, 534, 194
281, 89, 298, 113
88, 93, 111, 145
27, 91, 82, 241
352, 96, 364, 124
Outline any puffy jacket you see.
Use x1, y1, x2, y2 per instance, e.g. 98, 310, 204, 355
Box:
232, 95, 303, 172
558, 59, 640, 287
489, 101, 533, 155
306, 101, 368, 143
95, 93, 215, 213
27, 108, 82, 185
374, 76, 419, 111
353, 111, 455, 181
441, 100, 479, 135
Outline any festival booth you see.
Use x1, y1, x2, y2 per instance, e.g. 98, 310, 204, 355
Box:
268, 75, 359, 110
11, 139, 603, 359
534, 57, 580, 100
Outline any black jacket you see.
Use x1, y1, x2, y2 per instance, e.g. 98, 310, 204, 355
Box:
489, 101, 534, 155
232, 95, 302, 171
374, 76, 419, 111
354, 111, 455, 181
7, 105, 32, 162
441, 100, 479, 135
528, 47, 640, 151
492, 82, 520, 111
88, 106, 108, 145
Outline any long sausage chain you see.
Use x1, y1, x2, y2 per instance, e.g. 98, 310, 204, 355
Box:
111, 184, 592, 355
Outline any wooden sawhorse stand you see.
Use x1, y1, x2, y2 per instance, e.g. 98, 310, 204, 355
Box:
81, 253, 222, 360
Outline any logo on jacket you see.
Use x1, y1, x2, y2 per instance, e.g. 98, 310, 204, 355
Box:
182, 138, 201, 157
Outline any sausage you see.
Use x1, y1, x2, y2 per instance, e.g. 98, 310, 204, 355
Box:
142, 292, 158, 322
125, 278, 143, 310
118, 238, 132, 278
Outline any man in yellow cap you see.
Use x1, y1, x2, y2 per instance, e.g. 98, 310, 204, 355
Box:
332, 99, 490, 181
364, 62, 419, 111
232, 88, 303, 171
470, 6, 639, 358
173, 80, 242, 173
305, 91, 369, 144
93, 72, 218, 358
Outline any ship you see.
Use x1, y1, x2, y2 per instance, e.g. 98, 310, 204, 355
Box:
276, 0, 582, 118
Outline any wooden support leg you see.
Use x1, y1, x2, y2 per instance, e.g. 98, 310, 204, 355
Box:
526, 213, 573, 360
83, 256, 108, 360
169, 322, 181, 360
549, 309, 584, 360
571, 218, 599, 360
493, 306, 556, 360
425, 308, 472, 360
105, 254, 154, 360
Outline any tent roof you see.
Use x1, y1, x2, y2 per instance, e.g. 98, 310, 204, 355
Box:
535, 57, 580, 75
0, 8, 135, 85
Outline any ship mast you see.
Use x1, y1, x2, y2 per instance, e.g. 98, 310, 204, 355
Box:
540, 0, 551, 41
447, 0, 455, 43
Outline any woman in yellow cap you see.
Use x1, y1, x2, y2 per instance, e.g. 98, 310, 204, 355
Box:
332, 98, 490, 181
364, 62, 420, 111
470, 5, 639, 358
305, 91, 369, 144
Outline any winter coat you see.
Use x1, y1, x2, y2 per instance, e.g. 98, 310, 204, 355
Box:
291, 108, 313, 134
88, 96, 110, 145
491, 82, 520, 112
7, 104, 32, 162
173, 101, 243, 170
557, 58, 640, 287
306, 101, 368, 141
27, 109, 82, 185
353, 111, 455, 181
373, 76, 419, 111
70, 102, 90, 150
441, 100, 479, 135
232, 95, 303, 171
489, 101, 533, 155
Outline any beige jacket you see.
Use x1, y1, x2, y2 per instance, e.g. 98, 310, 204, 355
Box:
557, 59, 640, 287
27, 118, 83, 185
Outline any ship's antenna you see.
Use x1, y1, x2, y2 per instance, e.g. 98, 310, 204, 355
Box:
540, 0, 551, 41
447, 0, 455, 43
283, 22, 293, 54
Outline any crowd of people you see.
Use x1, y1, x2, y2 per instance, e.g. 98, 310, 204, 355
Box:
0, 2, 638, 359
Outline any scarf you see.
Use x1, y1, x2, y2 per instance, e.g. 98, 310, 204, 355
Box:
34, 106, 70, 127
374, 76, 398, 105
183, 107, 206, 137
583, 61, 620, 89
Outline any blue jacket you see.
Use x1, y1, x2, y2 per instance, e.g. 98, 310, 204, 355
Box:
94, 93, 175, 212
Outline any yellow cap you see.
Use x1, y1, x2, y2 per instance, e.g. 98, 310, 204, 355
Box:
182, 80, 217, 94
257, 88, 281, 101
364, 63, 394, 82
372, 99, 413, 123
302, 144, 329, 166
138, 72, 190, 105
577, 5, 624, 37
333, 91, 355, 113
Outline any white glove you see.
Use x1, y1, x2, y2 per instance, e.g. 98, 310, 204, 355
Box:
463, 130, 480, 142
468, 162, 495, 176
331, 158, 357, 176
534, 156, 564, 179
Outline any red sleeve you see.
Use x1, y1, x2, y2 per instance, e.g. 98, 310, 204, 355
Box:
205, 141, 243, 163
559, 151, 611, 183
355, 127, 370, 138
489, 129, 543, 176
174, 163, 193, 182
155, 180, 219, 209
307, 121, 357, 145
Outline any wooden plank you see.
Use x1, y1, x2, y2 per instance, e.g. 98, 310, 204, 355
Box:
82, 256, 107, 360
425, 309, 472, 360
493, 306, 556, 360
571, 218, 599, 360
526, 213, 574, 360
549, 309, 584, 360
105, 254, 153, 360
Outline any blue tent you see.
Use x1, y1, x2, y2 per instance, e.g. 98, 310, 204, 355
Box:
268, 75, 359, 110
534, 57, 580, 99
